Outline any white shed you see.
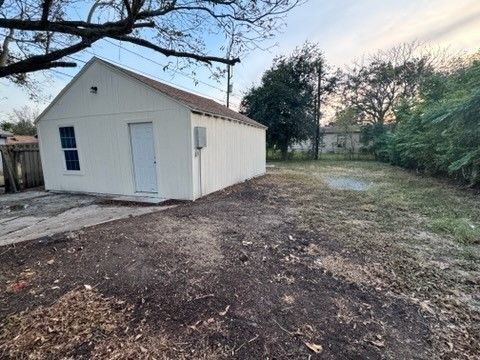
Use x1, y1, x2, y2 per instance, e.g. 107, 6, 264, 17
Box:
36, 58, 266, 201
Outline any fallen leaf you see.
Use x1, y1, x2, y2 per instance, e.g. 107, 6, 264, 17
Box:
419, 301, 436, 315
219, 305, 230, 316
305, 342, 323, 353
369, 339, 385, 348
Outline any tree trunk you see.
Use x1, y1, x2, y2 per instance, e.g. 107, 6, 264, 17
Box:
280, 145, 288, 161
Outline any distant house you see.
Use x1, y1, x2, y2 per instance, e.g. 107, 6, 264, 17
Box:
291, 126, 363, 154
36, 57, 266, 201
320, 126, 362, 153
6, 135, 38, 144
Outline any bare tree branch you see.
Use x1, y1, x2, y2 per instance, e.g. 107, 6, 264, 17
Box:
0, 0, 303, 83
0, 39, 95, 77
112, 35, 240, 65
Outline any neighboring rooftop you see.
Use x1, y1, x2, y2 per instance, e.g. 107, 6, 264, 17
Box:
321, 126, 361, 134
97, 58, 266, 129
6, 135, 38, 144
0, 129, 13, 138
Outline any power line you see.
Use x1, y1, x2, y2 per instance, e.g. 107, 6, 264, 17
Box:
97, 53, 226, 103
102, 39, 226, 94
50, 38, 244, 105
98, 39, 243, 100
55, 42, 227, 103
51, 69, 75, 78
102, 39, 244, 99
100, 39, 247, 102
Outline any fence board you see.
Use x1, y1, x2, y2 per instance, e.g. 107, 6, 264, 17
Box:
0, 142, 43, 192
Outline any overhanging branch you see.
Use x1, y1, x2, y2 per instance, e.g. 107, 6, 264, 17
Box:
0, 0, 302, 79
112, 36, 240, 65
0, 39, 95, 77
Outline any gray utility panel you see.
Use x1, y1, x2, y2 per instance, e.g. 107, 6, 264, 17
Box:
194, 127, 207, 149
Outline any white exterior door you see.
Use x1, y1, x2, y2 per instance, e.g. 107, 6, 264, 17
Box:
129, 123, 158, 193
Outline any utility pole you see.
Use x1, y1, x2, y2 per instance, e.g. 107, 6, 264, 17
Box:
226, 27, 235, 108
226, 63, 232, 108
314, 63, 322, 160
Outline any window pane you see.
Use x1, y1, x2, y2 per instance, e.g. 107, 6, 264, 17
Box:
64, 150, 80, 171
59, 126, 76, 149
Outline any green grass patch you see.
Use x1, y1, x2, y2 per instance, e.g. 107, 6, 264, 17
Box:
266, 149, 375, 162
270, 159, 480, 245
430, 218, 479, 245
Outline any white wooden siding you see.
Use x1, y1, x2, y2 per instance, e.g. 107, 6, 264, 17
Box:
37, 61, 193, 200
191, 112, 266, 199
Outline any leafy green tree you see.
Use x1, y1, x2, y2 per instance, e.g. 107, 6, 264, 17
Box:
360, 123, 393, 161
0, 121, 13, 132
3, 105, 38, 135
385, 53, 480, 185
241, 43, 334, 160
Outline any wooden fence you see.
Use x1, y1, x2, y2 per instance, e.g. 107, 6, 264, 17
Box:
0, 142, 44, 192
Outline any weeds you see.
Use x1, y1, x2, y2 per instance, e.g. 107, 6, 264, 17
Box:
270, 159, 480, 358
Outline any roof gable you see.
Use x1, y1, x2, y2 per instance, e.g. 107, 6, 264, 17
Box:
36, 58, 190, 123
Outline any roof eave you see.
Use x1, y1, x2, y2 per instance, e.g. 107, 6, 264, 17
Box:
190, 110, 267, 130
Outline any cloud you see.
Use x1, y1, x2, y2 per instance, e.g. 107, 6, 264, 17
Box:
422, 9, 480, 42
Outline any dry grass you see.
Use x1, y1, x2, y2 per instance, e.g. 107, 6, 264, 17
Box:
270, 159, 480, 359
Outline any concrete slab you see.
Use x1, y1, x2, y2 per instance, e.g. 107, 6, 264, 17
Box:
0, 191, 175, 246
110, 195, 167, 204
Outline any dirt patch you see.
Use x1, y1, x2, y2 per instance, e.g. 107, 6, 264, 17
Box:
2, 162, 476, 358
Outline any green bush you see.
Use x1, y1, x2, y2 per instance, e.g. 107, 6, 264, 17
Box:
365, 58, 480, 186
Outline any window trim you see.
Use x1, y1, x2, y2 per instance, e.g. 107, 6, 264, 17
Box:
58, 124, 84, 175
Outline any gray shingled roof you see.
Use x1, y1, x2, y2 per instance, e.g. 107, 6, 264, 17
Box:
99, 59, 266, 129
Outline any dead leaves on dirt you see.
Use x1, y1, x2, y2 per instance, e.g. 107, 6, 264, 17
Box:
0, 288, 127, 359
0, 288, 227, 360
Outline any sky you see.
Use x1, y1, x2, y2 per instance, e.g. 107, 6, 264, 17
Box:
1, 0, 480, 121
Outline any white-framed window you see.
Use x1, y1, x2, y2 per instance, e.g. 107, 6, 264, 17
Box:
59, 126, 80, 171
